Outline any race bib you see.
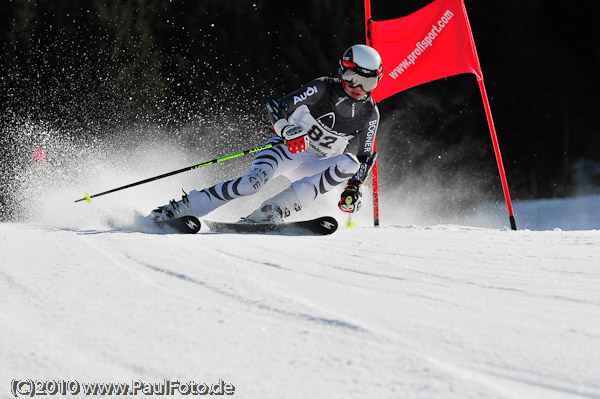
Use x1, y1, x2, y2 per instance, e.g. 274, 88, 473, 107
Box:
288, 105, 351, 157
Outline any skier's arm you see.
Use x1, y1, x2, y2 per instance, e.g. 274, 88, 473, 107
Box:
354, 105, 380, 182
279, 78, 328, 116
338, 105, 380, 213
265, 78, 328, 154
265, 104, 308, 154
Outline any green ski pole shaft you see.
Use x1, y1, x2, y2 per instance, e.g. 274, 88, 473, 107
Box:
74, 143, 275, 203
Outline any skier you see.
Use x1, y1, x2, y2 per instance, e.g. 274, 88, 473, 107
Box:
150, 44, 382, 224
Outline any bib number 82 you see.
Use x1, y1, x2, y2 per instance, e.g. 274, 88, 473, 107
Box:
307, 125, 337, 149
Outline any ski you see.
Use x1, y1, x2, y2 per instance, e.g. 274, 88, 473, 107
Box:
155, 215, 201, 234
204, 216, 338, 236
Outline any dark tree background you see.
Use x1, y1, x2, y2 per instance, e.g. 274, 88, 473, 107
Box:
1, 0, 599, 218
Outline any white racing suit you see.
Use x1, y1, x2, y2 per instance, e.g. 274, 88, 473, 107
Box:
186, 76, 380, 218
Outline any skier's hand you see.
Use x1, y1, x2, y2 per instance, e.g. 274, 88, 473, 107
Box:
273, 120, 309, 154
338, 179, 363, 213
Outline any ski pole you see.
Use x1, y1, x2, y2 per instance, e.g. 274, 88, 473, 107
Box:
74, 143, 276, 203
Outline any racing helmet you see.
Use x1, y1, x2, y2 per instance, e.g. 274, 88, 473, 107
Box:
339, 44, 383, 93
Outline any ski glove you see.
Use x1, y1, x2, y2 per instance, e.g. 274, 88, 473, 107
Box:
273, 119, 309, 154
338, 179, 363, 213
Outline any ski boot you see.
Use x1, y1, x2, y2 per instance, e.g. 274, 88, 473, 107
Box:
149, 191, 195, 222
244, 187, 302, 224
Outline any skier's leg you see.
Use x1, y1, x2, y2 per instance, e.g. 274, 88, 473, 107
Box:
150, 138, 299, 220
291, 153, 360, 208
245, 153, 359, 223
186, 139, 300, 217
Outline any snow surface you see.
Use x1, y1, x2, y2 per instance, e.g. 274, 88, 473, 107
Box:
1, 198, 600, 398
1, 124, 600, 398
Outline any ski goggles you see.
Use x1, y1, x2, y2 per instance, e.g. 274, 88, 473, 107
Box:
340, 60, 382, 92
